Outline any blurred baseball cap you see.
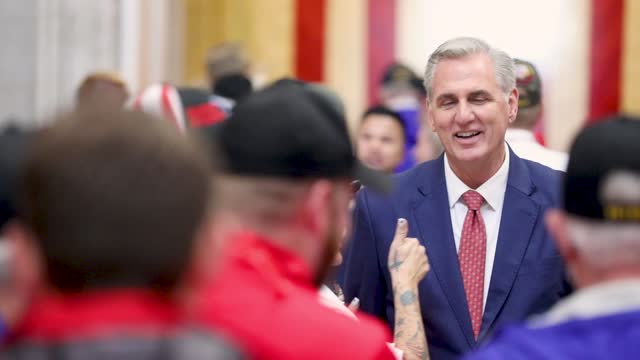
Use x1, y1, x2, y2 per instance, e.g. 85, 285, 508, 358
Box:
212, 79, 390, 193
380, 63, 426, 97
564, 114, 640, 222
514, 59, 542, 109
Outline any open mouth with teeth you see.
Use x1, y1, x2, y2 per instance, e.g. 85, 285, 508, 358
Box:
455, 131, 481, 139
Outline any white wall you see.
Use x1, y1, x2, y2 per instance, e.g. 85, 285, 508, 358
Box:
396, 0, 591, 151
0, 0, 182, 128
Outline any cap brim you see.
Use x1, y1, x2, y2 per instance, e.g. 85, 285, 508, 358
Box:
353, 161, 391, 194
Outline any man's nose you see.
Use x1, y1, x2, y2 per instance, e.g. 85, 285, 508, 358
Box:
454, 101, 475, 125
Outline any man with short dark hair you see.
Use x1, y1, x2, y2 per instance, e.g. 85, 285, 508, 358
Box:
357, 106, 407, 174
466, 115, 640, 359
3, 109, 241, 359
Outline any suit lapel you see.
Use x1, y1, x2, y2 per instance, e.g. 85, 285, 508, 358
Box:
412, 155, 476, 347
479, 149, 539, 340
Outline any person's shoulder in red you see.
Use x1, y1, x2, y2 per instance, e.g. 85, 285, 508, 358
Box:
192, 232, 395, 360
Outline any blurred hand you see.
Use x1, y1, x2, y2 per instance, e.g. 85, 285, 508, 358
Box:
0, 240, 28, 328
347, 297, 360, 313
387, 218, 429, 287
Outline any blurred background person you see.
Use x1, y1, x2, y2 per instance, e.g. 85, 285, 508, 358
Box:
3, 109, 241, 358
505, 59, 568, 171
467, 115, 640, 359
356, 105, 408, 174
377, 63, 426, 172
206, 42, 253, 113
75, 71, 129, 111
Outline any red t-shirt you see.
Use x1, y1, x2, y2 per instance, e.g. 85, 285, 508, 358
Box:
193, 231, 395, 359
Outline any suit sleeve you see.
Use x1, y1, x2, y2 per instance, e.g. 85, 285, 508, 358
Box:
338, 189, 389, 323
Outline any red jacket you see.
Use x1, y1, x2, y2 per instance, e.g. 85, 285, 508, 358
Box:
193, 231, 395, 359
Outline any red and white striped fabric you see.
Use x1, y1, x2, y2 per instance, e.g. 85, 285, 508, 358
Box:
129, 83, 187, 132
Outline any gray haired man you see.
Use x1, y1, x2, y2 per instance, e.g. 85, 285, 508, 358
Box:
340, 37, 571, 360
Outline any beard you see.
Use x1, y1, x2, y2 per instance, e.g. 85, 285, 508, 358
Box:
312, 206, 342, 288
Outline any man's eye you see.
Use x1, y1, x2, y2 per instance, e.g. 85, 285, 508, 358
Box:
471, 97, 488, 104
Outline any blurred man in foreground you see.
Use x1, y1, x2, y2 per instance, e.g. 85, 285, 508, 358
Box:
467, 115, 640, 359
3, 110, 240, 358
193, 80, 429, 359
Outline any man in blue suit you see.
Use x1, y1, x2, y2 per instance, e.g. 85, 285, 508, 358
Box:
340, 37, 571, 360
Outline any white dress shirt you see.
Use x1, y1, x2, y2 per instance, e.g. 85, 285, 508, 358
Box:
505, 129, 568, 171
444, 144, 510, 309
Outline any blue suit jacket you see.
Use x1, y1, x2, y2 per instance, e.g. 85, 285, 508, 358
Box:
340, 149, 572, 360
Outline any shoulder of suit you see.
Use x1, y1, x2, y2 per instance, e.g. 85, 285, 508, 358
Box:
521, 157, 564, 181
393, 159, 438, 185
518, 157, 563, 204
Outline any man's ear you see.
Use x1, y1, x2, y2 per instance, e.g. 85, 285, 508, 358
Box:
426, 101, 437, 133
545, 209, 577, 263
508, 87, 519, 124
300, 180, 333, 235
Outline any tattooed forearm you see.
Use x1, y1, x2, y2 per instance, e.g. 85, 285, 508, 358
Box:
400, 291, 416, 305
393, 284, 430, 360
405, 321, 429, 360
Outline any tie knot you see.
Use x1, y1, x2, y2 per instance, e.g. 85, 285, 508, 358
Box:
462, 190, 483, 211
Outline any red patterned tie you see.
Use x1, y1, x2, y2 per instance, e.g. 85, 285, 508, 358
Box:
459, 190, 486, 339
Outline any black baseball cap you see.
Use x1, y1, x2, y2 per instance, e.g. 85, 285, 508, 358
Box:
213, 79, 390, 192
564, 114, 640, 222
514, 59, 542, 109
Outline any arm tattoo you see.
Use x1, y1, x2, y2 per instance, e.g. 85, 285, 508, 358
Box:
400, 290, 416, 305
404, 320, 429, 360
393, 286, 430, 360
389, 250, 404, 271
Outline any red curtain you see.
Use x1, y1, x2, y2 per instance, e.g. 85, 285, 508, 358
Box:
588, 0, 624, 123
294, 0, 327, 82
367, 0, 396, 105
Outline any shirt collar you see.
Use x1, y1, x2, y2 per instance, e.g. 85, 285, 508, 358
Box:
444, 143, 510, 211
505, 128, 536, 143
227, 231, 314, 291
531, 279, 640, 327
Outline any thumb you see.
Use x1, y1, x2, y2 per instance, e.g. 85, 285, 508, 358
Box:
394, 218, 409, 243
348, 297, 360, 313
